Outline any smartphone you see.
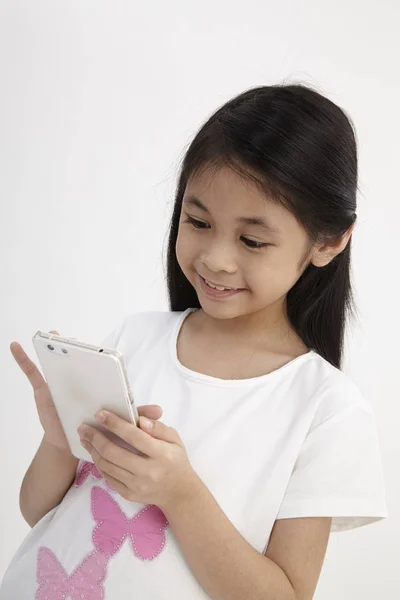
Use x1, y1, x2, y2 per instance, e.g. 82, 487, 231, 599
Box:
32, 331, 139, 461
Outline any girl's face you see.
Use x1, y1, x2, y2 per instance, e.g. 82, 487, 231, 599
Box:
176, 165, 314, 326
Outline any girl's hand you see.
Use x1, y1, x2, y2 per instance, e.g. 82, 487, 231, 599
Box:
11, 332, 70, 451
11, 332, 164, 453
78, 411, 198, 509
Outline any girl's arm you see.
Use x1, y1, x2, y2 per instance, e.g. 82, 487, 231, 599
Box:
20, 401, 165, 528
19, 436, 78, 527
163, 476, 331, 600
10, 339, 80, 528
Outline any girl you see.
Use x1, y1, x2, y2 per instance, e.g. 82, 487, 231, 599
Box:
1, 84, 387, 600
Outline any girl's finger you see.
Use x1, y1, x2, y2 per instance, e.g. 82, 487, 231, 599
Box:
93, 411, 161, 457
137, 405, 163, 420
80, 428, 148, 475
139, 417, 182, 445
10, 342, 47, 393
83, 441, 133, 489
10, 330, 59, 392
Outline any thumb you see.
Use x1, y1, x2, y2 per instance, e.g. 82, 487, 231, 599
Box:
139, 416, 182, 446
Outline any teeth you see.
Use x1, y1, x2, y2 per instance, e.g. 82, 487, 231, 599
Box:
205, 278, 237, 291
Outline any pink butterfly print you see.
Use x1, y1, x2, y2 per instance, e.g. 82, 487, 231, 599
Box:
91, 486, 169, 560
74, 461, 114, 490
36, 547, 107, 600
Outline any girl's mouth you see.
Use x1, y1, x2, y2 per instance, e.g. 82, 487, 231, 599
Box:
199, 275, 245, 299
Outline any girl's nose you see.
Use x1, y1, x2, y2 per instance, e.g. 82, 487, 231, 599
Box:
200, 242, 237, 275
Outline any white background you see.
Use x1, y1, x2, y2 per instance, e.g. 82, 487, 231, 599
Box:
0, 0, 398, 596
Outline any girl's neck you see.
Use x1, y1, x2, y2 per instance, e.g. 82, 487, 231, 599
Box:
190, 304, 306, 356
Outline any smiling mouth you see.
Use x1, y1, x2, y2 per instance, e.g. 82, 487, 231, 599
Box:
200, 276, 242, 291
198, 274, 246, 295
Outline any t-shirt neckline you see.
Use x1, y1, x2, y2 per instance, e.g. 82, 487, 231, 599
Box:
170, 307, 317, 387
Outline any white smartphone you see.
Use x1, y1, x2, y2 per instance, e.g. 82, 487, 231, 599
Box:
32, 331, 139, 461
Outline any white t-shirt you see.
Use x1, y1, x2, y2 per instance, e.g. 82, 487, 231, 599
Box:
0, 308, 388, 599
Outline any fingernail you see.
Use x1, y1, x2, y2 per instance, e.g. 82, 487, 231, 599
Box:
96, 411, 107, 423
141, 417, 154, 430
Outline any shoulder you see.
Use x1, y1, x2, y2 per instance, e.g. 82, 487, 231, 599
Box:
101, 309, 187, 357
301, 351, 376, 431
118, 309, 182, 337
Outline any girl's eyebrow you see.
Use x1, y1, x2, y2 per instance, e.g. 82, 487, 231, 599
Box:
183, 195, 282, 236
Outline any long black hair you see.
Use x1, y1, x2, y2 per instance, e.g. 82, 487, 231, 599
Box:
164, 83, 358, 369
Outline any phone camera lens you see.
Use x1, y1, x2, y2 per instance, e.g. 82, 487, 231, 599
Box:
47, 344, 54, 351
62, 348, 68, 354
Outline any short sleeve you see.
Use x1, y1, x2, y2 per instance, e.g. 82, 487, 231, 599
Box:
96, 314, 130, 350
275, 396, 388, 532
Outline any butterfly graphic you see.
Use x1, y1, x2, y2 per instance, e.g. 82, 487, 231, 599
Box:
91, 486, 169, 560
74, 461, 114, 490
36, 547, 107, 600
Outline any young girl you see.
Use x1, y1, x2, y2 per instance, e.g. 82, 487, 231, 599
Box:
1, 84, 387, 600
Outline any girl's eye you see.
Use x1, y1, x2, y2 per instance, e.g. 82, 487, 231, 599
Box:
183, 216, 269, 250
185, 216, 208, 229
242, 238, 268, 250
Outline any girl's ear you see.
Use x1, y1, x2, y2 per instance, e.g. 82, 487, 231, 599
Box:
310, 223, 356, 268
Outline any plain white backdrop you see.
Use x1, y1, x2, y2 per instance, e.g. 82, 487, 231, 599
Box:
0, 0, 398, 596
